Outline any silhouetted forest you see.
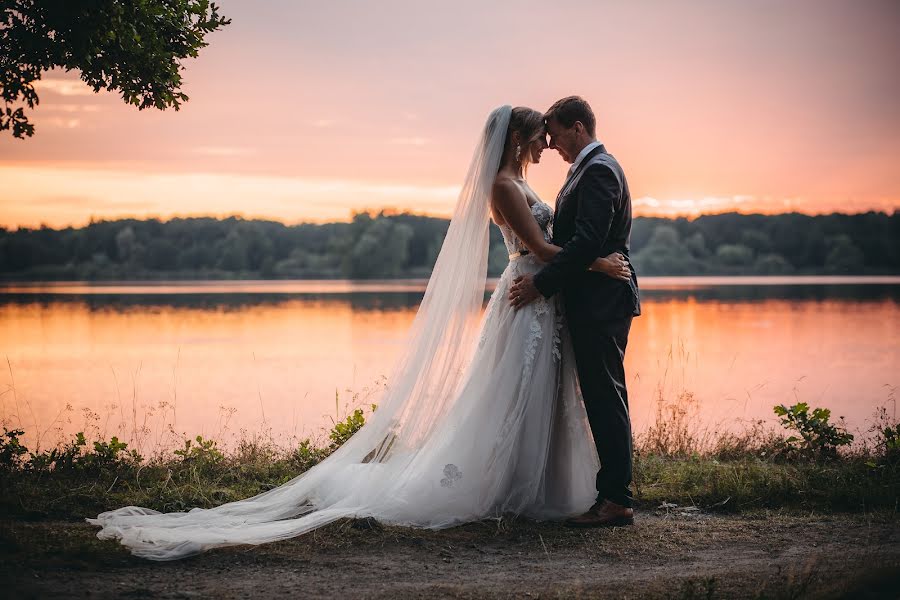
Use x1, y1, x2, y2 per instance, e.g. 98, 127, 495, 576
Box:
1, 211, 896, 280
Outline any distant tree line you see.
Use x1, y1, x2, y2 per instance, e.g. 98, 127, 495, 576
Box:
0, 211, 896, 280
631, 212, 897, 276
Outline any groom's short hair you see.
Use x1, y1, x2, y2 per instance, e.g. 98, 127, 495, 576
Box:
544, 96, 596, 138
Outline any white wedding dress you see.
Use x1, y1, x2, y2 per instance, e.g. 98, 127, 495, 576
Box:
88, 106, 599, 560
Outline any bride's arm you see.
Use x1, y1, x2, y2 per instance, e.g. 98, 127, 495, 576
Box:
491, 181, 631, 281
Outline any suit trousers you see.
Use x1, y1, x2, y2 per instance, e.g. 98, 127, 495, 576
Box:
567, 314, 634, 507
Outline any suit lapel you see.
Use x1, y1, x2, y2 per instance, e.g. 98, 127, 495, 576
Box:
555, 144, 606, 215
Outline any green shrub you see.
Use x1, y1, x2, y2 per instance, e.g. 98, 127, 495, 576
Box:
774, 402, 854, 460
25, 431, 142, 475
328, 407, 370, 449
173, 435, 224, 467
291, 439, 329, 472
0, 428, 28, 472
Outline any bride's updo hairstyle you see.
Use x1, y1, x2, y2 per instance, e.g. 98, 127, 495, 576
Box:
502, 106, 544, 172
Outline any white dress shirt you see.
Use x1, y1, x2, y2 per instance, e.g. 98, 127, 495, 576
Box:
569, 140, 603, 174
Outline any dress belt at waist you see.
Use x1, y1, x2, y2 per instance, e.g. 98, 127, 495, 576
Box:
508, 249, 531, 260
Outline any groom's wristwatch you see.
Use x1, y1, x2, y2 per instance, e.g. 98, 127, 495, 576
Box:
508, 250, 531, 259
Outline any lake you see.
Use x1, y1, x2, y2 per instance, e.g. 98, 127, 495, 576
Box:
1, 277, 898, 455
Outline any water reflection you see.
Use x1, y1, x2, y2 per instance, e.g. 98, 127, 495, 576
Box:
2, 276, 898, 311
1, 277, 897, 452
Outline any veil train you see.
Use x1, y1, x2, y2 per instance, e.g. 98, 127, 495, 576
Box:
89, 106, 511, 560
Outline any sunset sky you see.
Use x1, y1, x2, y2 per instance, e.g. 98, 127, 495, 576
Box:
1, 0, 898, 229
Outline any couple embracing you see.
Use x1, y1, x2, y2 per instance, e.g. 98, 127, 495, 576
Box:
89, 96, 642, 561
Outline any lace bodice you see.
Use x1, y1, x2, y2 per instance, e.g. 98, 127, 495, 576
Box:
498, 200, 553, 255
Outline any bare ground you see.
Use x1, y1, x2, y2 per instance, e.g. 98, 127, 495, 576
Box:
1, 511, 898, 599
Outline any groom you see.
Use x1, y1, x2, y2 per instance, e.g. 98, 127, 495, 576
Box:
509, 96, 641, 527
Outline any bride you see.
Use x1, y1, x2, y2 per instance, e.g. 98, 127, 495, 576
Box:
88, 105, 632, 560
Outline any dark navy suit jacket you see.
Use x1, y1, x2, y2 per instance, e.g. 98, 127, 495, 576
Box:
533, 144, 641, 325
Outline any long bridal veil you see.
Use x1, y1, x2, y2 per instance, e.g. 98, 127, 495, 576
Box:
88, 106, 517, 560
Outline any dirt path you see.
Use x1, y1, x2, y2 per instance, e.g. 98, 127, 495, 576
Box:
2, 511, 898, 599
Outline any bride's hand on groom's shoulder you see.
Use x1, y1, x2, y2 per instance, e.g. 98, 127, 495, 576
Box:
589, 252, 631, 281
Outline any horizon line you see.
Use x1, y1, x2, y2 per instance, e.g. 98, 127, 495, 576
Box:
2, 207, 896, 232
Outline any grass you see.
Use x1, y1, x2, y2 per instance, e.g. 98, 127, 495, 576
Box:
1, 394, 898, 522
634, 453, 896, 512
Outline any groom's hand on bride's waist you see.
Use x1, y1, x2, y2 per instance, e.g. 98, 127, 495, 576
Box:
509, 275, 541, 310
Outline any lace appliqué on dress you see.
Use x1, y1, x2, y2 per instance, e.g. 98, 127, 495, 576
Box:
551, 316, 563, 362
440, 464, 462, 488
522, 316, 543, 381
523, 296, 555, 380
498, 201, 553, 257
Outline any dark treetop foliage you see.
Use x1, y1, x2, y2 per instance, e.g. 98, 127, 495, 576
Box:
1, 0, 230, 138
0, 211, 897, 280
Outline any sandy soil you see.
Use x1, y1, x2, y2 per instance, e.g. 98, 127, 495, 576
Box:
1, 511, 898, 599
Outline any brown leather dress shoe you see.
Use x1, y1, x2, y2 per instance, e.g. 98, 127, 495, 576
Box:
565, 499, 634, 528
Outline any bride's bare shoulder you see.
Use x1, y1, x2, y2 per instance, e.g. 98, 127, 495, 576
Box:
492, 174, 520, 193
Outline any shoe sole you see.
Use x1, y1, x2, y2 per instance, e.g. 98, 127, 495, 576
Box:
564, 515, 635, 529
